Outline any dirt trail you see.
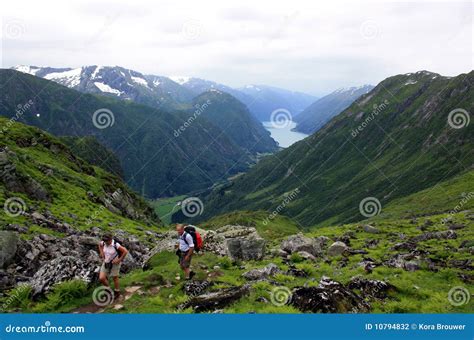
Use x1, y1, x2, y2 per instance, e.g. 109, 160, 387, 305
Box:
72, 285, 146, 314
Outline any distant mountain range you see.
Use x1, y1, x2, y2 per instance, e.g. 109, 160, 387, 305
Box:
12, 65, 317, 122
197, 70, 474, 226
0, 69, 258, 198
293, 85, 374, 134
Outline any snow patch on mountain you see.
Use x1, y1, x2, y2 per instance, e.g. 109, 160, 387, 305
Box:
91, 66, 103, 79
13, 65, 41, 76
169, 76, 190, 85
44, 68, 82, 87
131, 76, 149, 88
94, 82, 122, 95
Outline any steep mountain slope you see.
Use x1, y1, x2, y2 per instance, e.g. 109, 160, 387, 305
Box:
238, 84, 317, 122
11, 65, 194, 109
0, 69, 250, 197
171, 77, 317, 122
198, 70, 474, 227
192, 90, 277, 153
0, 117, 160, 228
293, 85, 374, 134
60, 136, 124, 178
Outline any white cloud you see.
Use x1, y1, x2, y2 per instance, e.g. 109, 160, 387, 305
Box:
1, 0, 472, 96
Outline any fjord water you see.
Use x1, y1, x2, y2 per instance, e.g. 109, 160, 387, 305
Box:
262, 120, 309, 147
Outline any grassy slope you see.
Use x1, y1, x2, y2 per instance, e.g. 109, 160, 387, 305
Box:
7, 208, 472, 314
199, 71, 474, 227
0, 118, 160, 237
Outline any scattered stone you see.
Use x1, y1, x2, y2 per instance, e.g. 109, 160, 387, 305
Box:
281, 233, 321, 257
347, 276, 396, 299
297, 251, 317, 261
410, 230, 457, 243
286, 265, 308, 277
448, 224, 466, 230
327, 241, 348, 256
291, 276, 370, 313
242, 263, 280, 281
362, 225, 380, 234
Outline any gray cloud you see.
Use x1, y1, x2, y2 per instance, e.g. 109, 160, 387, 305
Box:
1, 0, 472, 96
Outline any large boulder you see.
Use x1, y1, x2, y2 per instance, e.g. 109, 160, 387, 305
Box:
205, 225, 266, 261
0, 231, 19, 269
291, 276, 370, 313
280, 233, 321, 257
327, 241, 348, 256
347, 276, 396, 299
30, 256, 96, 297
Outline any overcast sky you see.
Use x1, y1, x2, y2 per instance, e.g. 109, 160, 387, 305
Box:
1, 0, 472, 96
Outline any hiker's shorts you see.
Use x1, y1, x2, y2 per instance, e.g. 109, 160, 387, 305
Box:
100, 262, 121, 277
178, 251, 192, 268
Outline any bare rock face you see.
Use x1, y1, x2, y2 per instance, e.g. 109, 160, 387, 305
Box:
291, 276, 370, 313
178, 284, 251, 312
280, 233, 322, 257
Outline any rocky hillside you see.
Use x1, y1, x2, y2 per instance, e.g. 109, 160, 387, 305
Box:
199, 70, 474, 226
0, 118, 164, 296
0, 69, 251, 197
293, 85, 374, 134
2, 209, 472, 314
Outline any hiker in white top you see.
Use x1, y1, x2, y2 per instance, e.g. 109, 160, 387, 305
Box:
176, 224, 195, 280
98, 233, 128, 299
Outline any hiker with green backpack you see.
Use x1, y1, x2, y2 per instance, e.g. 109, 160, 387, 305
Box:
175, 224, 203, 280
98, 233, 129, 298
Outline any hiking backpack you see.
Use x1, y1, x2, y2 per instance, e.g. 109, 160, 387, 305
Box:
184, 225, 203, 251
112, 238, 126, 258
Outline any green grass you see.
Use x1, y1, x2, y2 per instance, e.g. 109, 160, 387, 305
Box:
149, 195, 186, 225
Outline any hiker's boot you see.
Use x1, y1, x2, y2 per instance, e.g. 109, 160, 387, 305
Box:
114, 290, 121, 299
